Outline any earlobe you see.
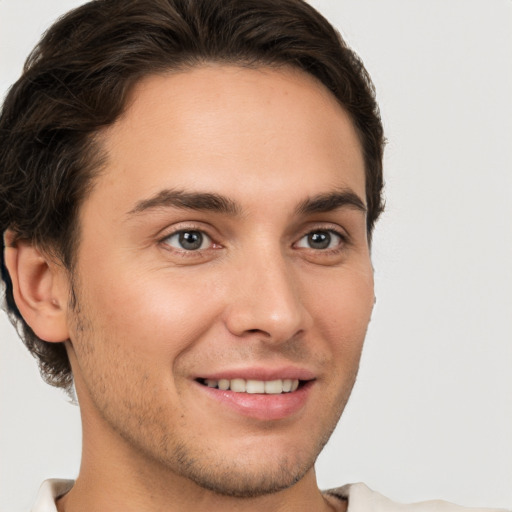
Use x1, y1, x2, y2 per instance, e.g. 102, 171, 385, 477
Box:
3, 231, 70, 343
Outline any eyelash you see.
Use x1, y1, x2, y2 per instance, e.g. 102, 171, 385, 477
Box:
159, 224, 219, 257
295, 227, 348, 253
158, 225, 349, 256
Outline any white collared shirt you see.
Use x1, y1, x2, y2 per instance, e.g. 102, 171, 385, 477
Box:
31, 479, 509, 512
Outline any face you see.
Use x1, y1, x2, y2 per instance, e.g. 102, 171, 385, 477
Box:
65, 65, 374, 497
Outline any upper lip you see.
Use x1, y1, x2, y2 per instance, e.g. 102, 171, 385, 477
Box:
196, 366, 316, 382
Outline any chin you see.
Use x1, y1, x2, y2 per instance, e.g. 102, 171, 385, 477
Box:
162, 426, 331, 499
175, 453, 311, 498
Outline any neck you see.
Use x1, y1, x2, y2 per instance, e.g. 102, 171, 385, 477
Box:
58, 407, 341, 512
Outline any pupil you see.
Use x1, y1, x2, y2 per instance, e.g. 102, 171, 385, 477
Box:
308, 231, 330, 249
179, 231, 203, 250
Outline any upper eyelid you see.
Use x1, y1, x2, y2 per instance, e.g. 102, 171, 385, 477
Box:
296, 223, 349, 240
159, 228, 219, 257
155, 221, 350, 245
157, 222, 217, 240
157, 225, 218, 252
292, 224, 351, 254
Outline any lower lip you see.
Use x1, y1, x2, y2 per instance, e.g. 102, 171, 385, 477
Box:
196, 381, 313, 421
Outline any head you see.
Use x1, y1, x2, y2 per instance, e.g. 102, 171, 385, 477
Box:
0, 0, 384, 499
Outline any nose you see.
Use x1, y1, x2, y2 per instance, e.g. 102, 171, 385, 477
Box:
224, 250, 311, 343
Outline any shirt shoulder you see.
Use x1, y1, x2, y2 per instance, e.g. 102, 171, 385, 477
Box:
326, 483, 510, 512
31, 479, 74, 512
32, 479, 510, 511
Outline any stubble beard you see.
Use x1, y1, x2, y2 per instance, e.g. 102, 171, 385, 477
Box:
68, 283, 358, 499
164, 414, 343, 499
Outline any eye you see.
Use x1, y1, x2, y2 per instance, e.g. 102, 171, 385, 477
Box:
163, 230, 212, 251
296, 230, 344, 250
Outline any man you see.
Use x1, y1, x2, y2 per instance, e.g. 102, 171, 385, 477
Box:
0, 1, 508, 511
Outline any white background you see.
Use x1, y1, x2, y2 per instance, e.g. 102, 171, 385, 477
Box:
1, 1, 511, 510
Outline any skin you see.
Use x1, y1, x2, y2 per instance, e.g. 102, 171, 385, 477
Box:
8, 65, 374, 511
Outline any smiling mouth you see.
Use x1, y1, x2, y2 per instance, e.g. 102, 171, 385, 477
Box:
197, 378, 304, 394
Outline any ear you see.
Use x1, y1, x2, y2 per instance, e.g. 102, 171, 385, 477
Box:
3, 230, 70, 342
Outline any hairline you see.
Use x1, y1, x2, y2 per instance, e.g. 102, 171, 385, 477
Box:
60, 59, 374, 272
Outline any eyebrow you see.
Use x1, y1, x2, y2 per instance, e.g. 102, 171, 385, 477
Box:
127, 189, 241, 216
296, 189, 367, 215
127, 187, 366, 218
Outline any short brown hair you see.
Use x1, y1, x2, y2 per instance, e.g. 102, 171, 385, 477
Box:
0, 0, 384, 391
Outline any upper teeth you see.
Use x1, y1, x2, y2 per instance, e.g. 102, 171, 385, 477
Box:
204, 378, 300, 394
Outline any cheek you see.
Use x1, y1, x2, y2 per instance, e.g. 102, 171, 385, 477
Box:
309, 267, 374, 353
80, 266, 225, 357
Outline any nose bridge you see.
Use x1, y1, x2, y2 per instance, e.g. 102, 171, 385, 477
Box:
225, 244, 308, 342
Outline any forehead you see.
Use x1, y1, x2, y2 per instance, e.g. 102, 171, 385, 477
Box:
88, 64, 365, 217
